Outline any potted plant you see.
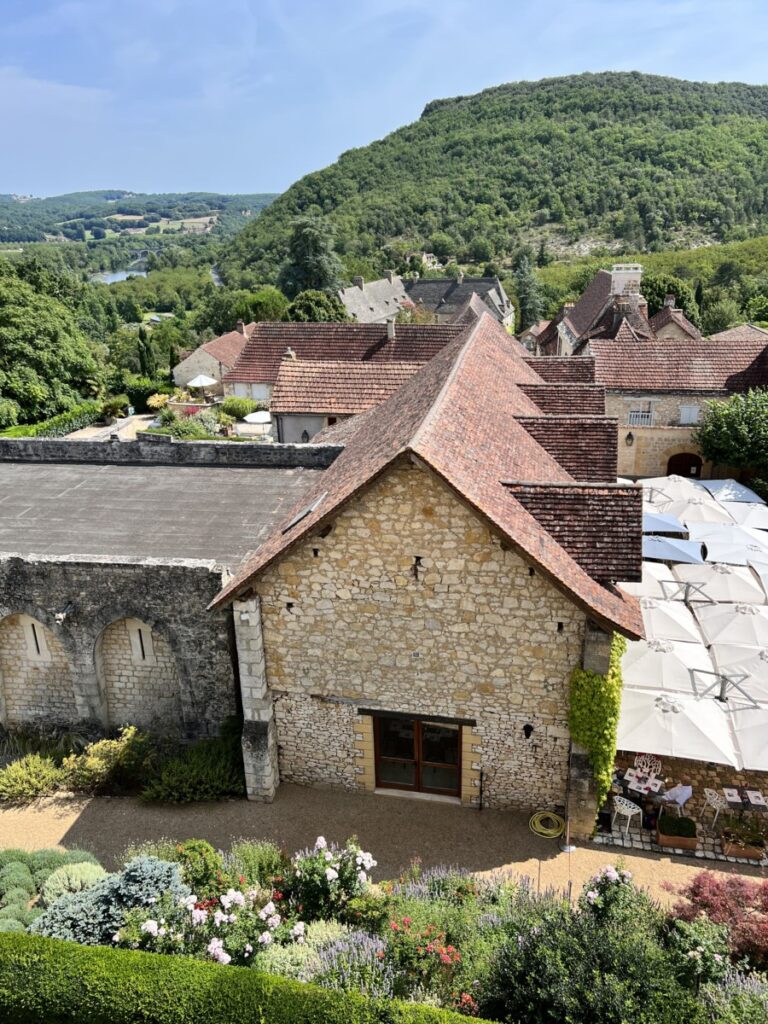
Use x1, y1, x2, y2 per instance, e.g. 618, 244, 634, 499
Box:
719, 815, 767, 861
656, 813, 698, 851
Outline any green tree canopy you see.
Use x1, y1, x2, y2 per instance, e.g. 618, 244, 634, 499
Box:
702, 297, 742, 335
193, 286, 289, 335
277, 217, 345, 298
0, 277, 102, 424
641, 272, 700, 325
282, 290, 350, 323
513, 255, 546, 330
693, 389, 768, 476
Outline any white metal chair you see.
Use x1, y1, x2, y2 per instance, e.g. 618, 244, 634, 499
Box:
700, 788, 729, 828
634, 753, 662, 777
612, 795, 643, 836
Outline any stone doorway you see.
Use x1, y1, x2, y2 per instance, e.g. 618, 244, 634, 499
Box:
666, 452, 703, 478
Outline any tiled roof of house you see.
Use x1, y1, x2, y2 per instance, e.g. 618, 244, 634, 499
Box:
649, 306, 703, 340
224, 323, 463, 385
338, 276, 409, 323
524, 356, 596, 384
212, 312, 642, 638
515, 416, 619, 482
504, 483, 642, 585
591, 338, 768, 391
200, 324, 253, 369
537, 270, 613, 353
403, 276, 513, 322
270, 360, 423, 414
518, 384, 606, 416
708, 323, 768, 342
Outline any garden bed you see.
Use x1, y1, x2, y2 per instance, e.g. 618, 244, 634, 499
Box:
656, 815, 698, 852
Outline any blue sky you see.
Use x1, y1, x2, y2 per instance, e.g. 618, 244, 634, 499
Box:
2, 0, 767, 197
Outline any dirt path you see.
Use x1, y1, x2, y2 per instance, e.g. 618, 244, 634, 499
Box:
3, 784, 764, 902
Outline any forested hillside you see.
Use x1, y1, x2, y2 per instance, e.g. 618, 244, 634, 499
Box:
221, 72, 768, 285
0, 190, 276, 243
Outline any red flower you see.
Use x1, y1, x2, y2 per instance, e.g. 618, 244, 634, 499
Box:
273, 890, 284, 902
402, 916, 412, 926
390, 921, 400, 931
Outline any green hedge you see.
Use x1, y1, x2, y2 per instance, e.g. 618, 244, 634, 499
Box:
0, 934, 483, 1024
0, 401, 103, 438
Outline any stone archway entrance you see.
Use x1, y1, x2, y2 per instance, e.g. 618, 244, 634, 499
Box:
666, 452, 703, 478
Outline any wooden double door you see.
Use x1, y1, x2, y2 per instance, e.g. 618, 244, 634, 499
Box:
373, 715, 461, 796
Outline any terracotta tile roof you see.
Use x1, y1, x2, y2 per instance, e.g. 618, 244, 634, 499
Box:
504, 483, 642, 585
524, 356, 596, 384
537, 270, 612, 353
270, 360, 423, 415
200, 324, 253, 369
224, 322, 463, 385
212, 313, 642, 638
591, 338, 768, 391
452, 295, 530, 356
515, 416, 618, 482
518, 384, 605, 416
649, 306, 703, 340
708, 323, 768, 342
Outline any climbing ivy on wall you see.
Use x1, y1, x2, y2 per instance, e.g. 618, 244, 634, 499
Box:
568, 633, 627, 810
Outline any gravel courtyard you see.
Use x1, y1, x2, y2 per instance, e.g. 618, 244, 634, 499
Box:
2, 783, 764, 901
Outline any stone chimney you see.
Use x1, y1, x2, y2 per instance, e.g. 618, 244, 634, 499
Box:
456, 271, 465, 285
637, 295, 649, 319
610, 263, 643, 298
284, 347, 296, 360
664, 293, 676, 308
385, 270, 394, 284
386, 319, 395, 340
236, 319, 246, 335
353, 276, 364, 290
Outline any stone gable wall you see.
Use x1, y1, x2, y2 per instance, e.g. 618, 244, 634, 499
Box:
253, 459, 586, 809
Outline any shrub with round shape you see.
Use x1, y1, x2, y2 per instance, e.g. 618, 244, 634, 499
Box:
0, 919, 24, 933
0, 862, 35, 898
0, 754, 64, 802
41, 863, 108, 906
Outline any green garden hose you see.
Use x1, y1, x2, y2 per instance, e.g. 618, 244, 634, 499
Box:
529, 810, 566, 839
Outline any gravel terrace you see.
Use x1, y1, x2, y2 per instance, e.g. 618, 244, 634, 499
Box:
2, 784, 764, 902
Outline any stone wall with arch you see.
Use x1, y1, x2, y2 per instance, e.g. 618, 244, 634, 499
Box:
0, 554, 237, 738
0, 613, 78, 726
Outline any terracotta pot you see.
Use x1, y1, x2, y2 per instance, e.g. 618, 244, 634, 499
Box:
721, 839, 765, 861
656, 828, 698, 851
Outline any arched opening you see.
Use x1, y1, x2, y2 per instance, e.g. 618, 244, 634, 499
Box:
666, 452, 703, 478
0, 614, 77, 727
96, 618, 182, 733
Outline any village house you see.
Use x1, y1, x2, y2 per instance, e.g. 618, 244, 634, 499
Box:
337, 272, 409, 324
0, 309, 642, 838
173, 320, 252, 392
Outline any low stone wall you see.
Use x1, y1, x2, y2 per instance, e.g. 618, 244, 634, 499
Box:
0, 554, 237, 738
0, 435, 342, 470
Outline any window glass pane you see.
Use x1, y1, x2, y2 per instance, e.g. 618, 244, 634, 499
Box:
421, 722, 459, 765
378, 760, 417, 787
421, 764, 459, 792
378, 718, 414, 760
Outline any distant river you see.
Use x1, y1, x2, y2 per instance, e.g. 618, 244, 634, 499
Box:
89, 268, 148, 285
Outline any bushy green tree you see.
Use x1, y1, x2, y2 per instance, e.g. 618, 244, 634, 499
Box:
513, 255, 546, 330
277, 217, 344, 298
282, 290, 350, 323
693, 389, 768, 475
641, 272, 701, 325
193, 286, 288, 335
702, 297, 742, 335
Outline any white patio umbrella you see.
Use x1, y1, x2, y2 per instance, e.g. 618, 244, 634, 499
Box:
686, 523, 768, 565
640, 598, 703, 643
617, 689, 740, 768
700, 479, 766, 504
711, 644, 768, 703
720, 502, 768, 530
748, 560, 768, 600
730, 707, 768, 771
244, 410, 272, 424
673, 562, 767, 605
643, 535, 704, 564
643, 511, 687, 534
694, 603, 768, 646
619, 561, 684, 600
186, 373, 218, 389
663, 497, 735, 525
622, 638, 715, 693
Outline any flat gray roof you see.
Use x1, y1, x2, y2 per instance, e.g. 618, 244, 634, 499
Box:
0, 463, 321, 567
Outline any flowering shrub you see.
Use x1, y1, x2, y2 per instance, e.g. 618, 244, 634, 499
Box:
665, 917, 729, 988
670, 871, 768, 969
315, 930, 394, 999
578, 864, 653, 923
287, 837, 376, 921
386, 917, 463, 1001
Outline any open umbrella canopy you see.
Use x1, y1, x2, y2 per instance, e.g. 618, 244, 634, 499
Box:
700, 479, 766, 504
728, 707, 768, 771
617, 689, 740, 767
673, 562, 767, 605
748, 560, 768, 600
720, 502, 768, 530
694, 603, 768, 646
622, 637, 714, 692
687, 523, 768, 565
643, 511, 687, 535
643, 535, 704, 564
711, 644, 768, 703
244, 410, 272, 424
619, 561, 684, 600
186, 374, 218, 388
642, 475, 705, 506
662, 497, 735, 525
640, 598, 703, 643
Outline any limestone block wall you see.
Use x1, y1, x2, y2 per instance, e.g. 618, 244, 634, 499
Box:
254, 458, 586, 810
98, 619, 182, 733
0, 615, 77, 726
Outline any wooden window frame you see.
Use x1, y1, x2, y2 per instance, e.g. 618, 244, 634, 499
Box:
373, 715, 461, 797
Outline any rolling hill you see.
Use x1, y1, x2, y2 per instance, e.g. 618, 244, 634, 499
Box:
221, 72, 768, 284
